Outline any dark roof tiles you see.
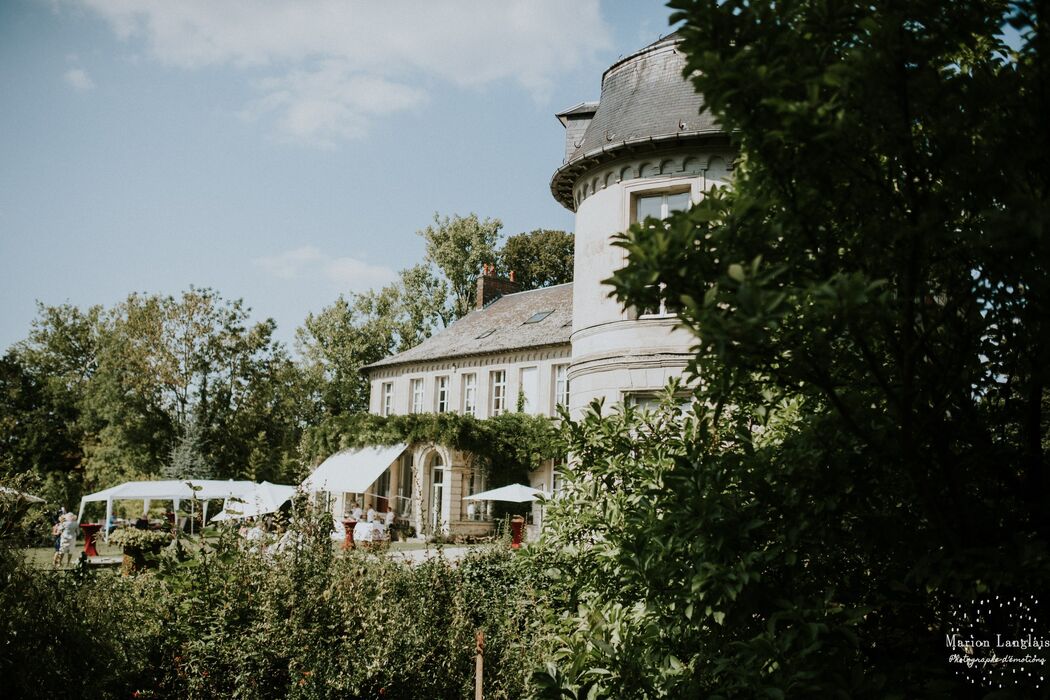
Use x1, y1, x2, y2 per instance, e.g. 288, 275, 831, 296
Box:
551, 33, 724, 209
364, 284, 572, 370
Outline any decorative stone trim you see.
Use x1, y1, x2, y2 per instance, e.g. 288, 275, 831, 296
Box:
551, 132, 734, 210
571, 149, 736, 208
568, 351, 693, 381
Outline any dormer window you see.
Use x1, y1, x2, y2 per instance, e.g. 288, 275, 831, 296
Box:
524, 310, 553, 324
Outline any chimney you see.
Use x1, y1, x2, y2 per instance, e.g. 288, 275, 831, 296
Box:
555, 102, 599, 163
476, 264, 521, 310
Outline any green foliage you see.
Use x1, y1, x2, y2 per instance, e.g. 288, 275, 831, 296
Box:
0, 473, 50, 545
0, 549, 171, 699
1, 509, 553, 699
419, 212, 502, 320
300, 411, 560, 485
499, 229, 574, 290
162, 413, 214, 480
4, 289, 306, 503
108, 527, 174, 550
534, 1, 1050, 697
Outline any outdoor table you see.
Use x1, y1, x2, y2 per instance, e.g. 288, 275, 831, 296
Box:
353, 521, 387, 543
341, 519, 357, 550
80, 523, 101, 557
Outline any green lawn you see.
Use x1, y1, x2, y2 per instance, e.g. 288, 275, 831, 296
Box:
19, 534, 462, 570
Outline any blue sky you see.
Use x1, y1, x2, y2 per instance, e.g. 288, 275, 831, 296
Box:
0, 0, 679, 352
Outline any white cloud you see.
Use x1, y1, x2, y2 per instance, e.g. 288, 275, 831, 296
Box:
242, 62, 426, 146
64, 67, 95, 91
253, 245, 396, 292
253, 245, 323, 279
323, 256, 398, 290
76, 0, 611, 143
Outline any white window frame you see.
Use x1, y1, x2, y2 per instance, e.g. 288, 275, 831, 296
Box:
462, 373, 477, 416
381, 382, 394, 416
626, 180, 697, 319
633, 189, 692, 222
490, 370, 507, 416
554, 364, 570, 410
520, 366, 539, 414
435, 375, 449, 413
410, 378, 424, 414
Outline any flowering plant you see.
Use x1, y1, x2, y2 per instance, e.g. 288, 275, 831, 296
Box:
108, 528, 172, 550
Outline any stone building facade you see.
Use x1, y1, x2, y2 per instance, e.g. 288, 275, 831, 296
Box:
340, 33, 733, 538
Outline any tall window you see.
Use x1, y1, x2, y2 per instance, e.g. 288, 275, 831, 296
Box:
520, 366, 539, 414
633, 189, 692, 317
490, 370, 507, 415
435, 376, 449, 413
554, 365, 570, 410
381, 382, 394, 416
410, 378, 424, 413
462, 374, 477, 416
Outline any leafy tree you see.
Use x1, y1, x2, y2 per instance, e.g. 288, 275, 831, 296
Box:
419, 212, 502, 320
499, 229, 573, 290
395, 263, 452, 340
162, 412, 214, 480
0, 353, 83, 508
538, 1, 1049, 697
298, 264, 451, 418
298, 294, 394, 417
3, 303, 102, 506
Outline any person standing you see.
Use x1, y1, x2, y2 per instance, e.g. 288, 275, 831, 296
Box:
50, 515, 63, 567
57, 513, 78, 567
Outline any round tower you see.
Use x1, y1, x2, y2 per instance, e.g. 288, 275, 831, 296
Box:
552, 33, 734, 414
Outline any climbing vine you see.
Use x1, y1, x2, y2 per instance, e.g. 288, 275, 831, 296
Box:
299, 412, 561, 486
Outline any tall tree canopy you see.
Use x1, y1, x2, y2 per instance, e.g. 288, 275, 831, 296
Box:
499, 229, 573, 290
3, 289, 305, 503
419, 212, 502, 320
538, 1, 1049, 697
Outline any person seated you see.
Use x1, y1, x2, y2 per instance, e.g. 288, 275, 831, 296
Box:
366, 506, 377, 523
349, 502, 362, 522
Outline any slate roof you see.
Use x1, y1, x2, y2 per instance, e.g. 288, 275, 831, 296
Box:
364, 283, 572, 370
551, 32, 725, 209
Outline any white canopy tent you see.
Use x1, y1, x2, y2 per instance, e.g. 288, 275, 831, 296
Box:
210, 482, 297, 521
463, 483, 544, 503
301, 444, 407, 497
78, 479, 264, 540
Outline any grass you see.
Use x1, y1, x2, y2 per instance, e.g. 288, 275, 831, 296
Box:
18, 534, 476, 570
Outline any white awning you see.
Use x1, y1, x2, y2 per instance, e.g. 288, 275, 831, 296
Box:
463, 483, 544, 503
301, 444, 406, 495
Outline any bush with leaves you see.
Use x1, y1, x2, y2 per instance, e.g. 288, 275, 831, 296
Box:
534, 0, 1050, 697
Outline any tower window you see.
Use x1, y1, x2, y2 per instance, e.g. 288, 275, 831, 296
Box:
631, 188, 692, 317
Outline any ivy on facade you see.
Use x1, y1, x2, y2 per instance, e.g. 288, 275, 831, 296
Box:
299, 411, 561, 486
